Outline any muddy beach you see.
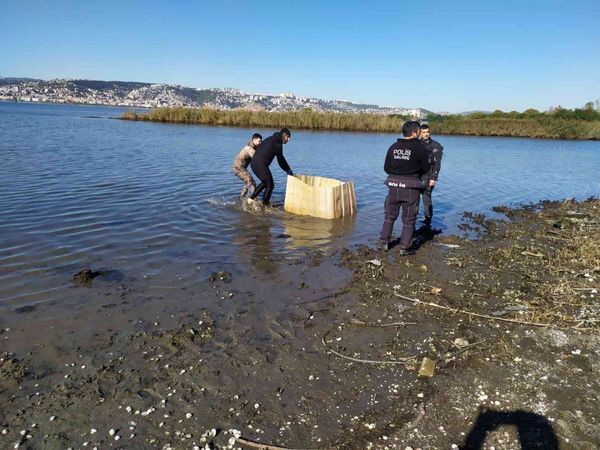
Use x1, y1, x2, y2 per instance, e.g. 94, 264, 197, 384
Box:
1, 199, 599, 450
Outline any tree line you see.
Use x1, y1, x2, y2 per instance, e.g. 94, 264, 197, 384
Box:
427, 101, 600, 122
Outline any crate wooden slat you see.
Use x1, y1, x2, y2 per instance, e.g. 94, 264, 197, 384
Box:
284, 174, 356, 219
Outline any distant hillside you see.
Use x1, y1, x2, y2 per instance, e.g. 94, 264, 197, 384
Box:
0, 76, 429, 117
0, 77, 41, 86
459, 110, 492, 115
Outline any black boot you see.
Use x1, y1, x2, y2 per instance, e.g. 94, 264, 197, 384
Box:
377, 240, 389, 252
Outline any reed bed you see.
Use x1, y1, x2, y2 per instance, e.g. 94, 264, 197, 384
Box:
122, 107, 600, 140
121, 107, 406, 132
432, 118, 600, 140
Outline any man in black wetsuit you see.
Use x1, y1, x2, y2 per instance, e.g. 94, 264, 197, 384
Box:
249, 128, 293, 205
379, 121, 432, 254
419, 124, 443, 226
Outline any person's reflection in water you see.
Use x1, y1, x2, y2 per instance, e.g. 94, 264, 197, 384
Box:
461, 408, 559, 450
232, 211, 280, 277
281, 213, 356, 252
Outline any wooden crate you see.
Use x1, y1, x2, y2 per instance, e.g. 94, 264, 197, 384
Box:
284, 174, 356, 219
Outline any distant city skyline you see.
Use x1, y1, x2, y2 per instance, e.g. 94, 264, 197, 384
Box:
1, 0, 598, 113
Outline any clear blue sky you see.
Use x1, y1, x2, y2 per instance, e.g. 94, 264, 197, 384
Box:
1, 0, 598, 112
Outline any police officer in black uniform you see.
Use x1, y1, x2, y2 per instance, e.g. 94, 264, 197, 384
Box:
419, 124, 443, 226
379, 121, 432, 254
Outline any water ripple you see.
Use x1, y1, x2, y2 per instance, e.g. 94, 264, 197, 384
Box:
1, 103, 599, 308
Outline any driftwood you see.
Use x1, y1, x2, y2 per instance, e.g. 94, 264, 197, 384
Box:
237, 436, 325, 450
393, 290, 599, 330
322, 327, 416, 366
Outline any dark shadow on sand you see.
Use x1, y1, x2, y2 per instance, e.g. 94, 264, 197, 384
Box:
460, 409, 559, 450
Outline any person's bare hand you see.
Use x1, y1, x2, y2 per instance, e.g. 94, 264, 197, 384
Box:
429, 179, 436, 187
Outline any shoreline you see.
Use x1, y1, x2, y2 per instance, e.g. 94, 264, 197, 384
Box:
2, 101, 598, 140
1, 197, 598, 448
0, 99, 151, 110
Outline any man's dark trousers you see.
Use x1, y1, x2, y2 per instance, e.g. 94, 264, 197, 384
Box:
380, 185, 421, 249
422, 186, 434, 222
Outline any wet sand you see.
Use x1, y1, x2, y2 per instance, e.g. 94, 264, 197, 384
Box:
1, 199, 598, 449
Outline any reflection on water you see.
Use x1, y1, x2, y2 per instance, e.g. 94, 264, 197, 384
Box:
282, 214, 356, 251
231, 210, 281, 277
1, 102, 599, 308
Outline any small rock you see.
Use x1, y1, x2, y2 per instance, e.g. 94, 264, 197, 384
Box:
185, 412, 193, 419
90, 428, 97, 434
141, 407, 155, 416
73, 269, 96, 286
436, 242, 460, 249
109, 429, 116, 436
418, 265, 428, 273
453, 338, 469, 348
208, 271, 232, 283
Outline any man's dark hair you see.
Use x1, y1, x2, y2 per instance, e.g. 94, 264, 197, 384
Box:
420, 124, 430, 130
280, 127, 291, 137
252, 133, 262, 140
402, 121, 421, 137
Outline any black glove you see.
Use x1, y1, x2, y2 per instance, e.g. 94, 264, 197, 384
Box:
287, 169, 294, 176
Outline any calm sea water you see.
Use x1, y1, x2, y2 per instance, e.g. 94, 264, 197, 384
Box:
1, 102, 599, 308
